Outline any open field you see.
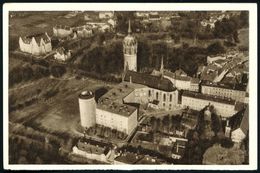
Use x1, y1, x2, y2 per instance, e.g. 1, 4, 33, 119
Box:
9, 76, 114, 137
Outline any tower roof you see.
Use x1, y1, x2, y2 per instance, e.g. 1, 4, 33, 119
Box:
123, 19, 137, 46
128, 19, 132, 34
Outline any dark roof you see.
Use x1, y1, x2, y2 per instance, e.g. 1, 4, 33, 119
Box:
201, 80, 247, 91
230, 105, 248, 134
124, 71, 177, 92
182, 91, 236, 105
79, 91, 95, 99
114, 152, 143, 164
22, 33, 50, 45
78, 137, 113, 149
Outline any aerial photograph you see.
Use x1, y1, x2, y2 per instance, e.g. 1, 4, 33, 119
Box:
8, 10, 249, 165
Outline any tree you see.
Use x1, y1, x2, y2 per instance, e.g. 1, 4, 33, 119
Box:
207, 41, 225, 55
50, 65, 66, 78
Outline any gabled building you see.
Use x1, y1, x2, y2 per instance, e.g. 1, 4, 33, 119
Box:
54, 47, 71, 61
53, 25, 73, 38
19, 32, 52, 56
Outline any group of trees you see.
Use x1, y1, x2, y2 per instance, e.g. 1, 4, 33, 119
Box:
85, 124, 127, 141
181, 107, 234, 164
148, 114, 184, 135
78, 40, 124, 74
9, 62, 66, 87
9, 123, 68, 164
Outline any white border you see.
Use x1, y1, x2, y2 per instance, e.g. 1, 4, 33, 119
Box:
3, 3, 258, 170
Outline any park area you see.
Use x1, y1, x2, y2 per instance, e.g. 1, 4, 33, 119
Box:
9, 75, 113, 138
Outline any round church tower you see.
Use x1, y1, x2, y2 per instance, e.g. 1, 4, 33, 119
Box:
123, 20, 137, 72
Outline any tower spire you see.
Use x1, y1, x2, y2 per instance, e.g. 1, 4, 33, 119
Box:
128, 19, 132, 34
160, 56, 164, 73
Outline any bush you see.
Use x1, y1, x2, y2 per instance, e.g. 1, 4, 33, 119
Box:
50, 65, 66, 78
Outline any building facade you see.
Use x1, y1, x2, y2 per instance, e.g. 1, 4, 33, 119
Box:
201, 82, 246, 102
19, 32, 52, 55
54, 47, 71, 61
78, 91, 96, 128
181, 91, 238, 118
123, 20, 137, 72
53, 25, 73, 38
96, 106, 138, 135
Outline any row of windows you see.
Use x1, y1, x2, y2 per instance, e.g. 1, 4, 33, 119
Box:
148, 90, 173, 102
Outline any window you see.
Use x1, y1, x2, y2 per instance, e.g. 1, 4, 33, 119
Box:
170, 94, 172, 102
163, 103, 165, 107
156, 92, 159, 100
148, 90, 151, 97
163, 94, 166, 102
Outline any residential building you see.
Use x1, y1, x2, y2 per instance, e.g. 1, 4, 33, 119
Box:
72, 137, 113, 163
181, 91, 241, 119
54, 47, 71, 61
201, 81, 247, 102
19, 32, 52, 55
53, 25, 73, 38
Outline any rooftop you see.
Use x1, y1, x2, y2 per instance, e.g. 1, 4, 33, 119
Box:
201, 80, 247, 91
79, 91, 95, 99
124, 70, 177, 92
182, 91, 236, 105
230, 105, 248, 134
78, 137, 113, 149
97, 82, 142, 117
114, 152, 143, 164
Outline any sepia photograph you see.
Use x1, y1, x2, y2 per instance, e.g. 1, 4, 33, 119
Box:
3, 3, 257, 170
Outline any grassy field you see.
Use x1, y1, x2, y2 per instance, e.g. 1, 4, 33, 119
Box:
9, 76, 114, 137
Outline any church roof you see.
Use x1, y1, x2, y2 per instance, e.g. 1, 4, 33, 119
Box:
230, 105, 248, 134
124, 70, 177, 92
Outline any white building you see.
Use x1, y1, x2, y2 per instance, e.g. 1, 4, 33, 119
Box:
162, 69, 200, 92
53, 25, 73, 38
123, 20, 138, 72
181, 91, 239, 119
19, 32, 52, 56
96, 102, 137, 135
201, 81, 247, 102
54, 47, 71, 61
78, 91, 96, 128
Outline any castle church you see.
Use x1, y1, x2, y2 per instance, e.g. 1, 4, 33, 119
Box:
123, 20, 137, 72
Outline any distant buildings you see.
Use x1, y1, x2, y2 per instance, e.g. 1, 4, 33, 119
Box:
99, 11, 114, 19
19, 32, 52, 55
53, 25, 73, 38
